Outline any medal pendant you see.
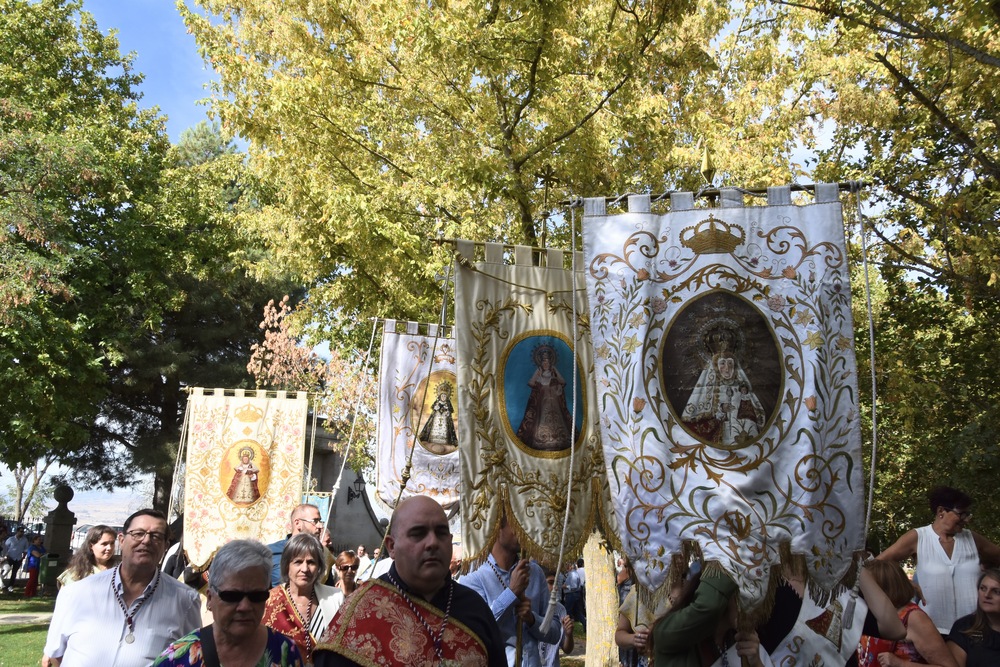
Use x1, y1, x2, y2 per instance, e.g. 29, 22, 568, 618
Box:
125, 632, 135, 644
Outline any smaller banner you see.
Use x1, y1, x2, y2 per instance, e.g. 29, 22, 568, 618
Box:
455, 242, 619, 566
374, 320, 461, 510
183, 388, 309, 569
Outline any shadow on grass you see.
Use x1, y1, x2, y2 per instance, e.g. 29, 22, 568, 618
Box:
0, 621, 49, 635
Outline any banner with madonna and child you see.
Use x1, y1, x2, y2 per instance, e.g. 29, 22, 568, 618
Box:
182, 388, 309, 569
582, 185, 865, 613
454, 241, 620, 566
374, 319, 462, 511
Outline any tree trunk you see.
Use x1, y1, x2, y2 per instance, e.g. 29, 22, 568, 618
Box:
584, 532, 619, 667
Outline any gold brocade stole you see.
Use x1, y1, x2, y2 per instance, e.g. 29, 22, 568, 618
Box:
315, 579, 489, 667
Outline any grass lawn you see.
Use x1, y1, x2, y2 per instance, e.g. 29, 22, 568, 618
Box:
0, 589, 56, 667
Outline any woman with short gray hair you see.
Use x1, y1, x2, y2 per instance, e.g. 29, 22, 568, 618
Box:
264, 533, 342, 666
152, 539, 303, 667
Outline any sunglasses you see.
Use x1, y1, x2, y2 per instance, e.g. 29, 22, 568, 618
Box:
338, 564, 360, 572
213, 589, 270, 604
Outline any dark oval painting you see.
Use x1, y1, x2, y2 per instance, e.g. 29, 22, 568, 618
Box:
500, 332, 585, 455
659, 290, 783, 447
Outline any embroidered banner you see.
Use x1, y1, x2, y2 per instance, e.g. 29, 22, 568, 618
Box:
183, 388, 309, 569
582, 185, 864, 609
455, 242, 619, 566
375, 320, 461, 510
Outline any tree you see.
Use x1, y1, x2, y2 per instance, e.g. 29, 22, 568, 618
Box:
247, 296, 377, 476
1, 0, 172, 469
55, 121, 300, 509
0, 460, 55, 522
753, 0, 1000, 543
180, 0, 814, 339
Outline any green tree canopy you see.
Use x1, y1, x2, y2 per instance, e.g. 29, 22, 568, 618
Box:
1, 0, 171, 469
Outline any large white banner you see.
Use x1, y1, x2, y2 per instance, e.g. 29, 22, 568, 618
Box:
374, 320, 461, 510
455, 242, 619, 566
183, 388, 309, 569
582, 185, 864, 609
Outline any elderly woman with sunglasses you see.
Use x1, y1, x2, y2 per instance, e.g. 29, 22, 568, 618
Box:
153, 539, 303, 667
264, 534, 343, 666
878, 486, 1000, 634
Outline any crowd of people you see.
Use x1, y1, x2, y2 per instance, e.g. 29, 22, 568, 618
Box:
17, 484, 1000, 667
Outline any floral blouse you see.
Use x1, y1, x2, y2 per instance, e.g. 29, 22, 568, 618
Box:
152, 627, 303, 667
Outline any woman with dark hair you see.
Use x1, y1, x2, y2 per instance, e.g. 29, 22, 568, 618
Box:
153, 539, 303, 667
858, 559, 957, 667
878, 487, 1000, 633
264, 534, 341, 666
651, 567, 772, 667
946, 569, 1000, 666
57, 524, 117, 588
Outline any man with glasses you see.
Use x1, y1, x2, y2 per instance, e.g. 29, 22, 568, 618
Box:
42, 509, 201, 667
267, 503, 325, 586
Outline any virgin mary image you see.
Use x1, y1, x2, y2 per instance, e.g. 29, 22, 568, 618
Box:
680, 325, 767, 446
226, 446, 261, 504
417, 380, 459, 454
515, 344, 574, 451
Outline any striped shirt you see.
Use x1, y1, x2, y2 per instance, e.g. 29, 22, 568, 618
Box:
44, 566, 201, 667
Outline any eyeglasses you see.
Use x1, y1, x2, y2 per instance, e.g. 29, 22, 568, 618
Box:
945, 507, 973, 521
213, 588, 271, 603
979, 584, 1000, 598
297, 517, 324, 525
125, 530, 166, 543
338, 564, 360, 572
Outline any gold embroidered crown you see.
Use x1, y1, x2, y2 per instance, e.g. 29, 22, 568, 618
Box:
235, 404, 264, 423
679, 214, 745, 254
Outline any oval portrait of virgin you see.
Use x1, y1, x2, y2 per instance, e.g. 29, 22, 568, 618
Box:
499, 332, 585, 456
411, 370, 460, 456
659, 290, 782, 448
220, 440, 271, 506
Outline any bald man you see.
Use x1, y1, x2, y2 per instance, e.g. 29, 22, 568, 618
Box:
314, 495, 505, 667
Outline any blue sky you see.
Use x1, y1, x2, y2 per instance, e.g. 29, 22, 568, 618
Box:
82, 0, 215, 142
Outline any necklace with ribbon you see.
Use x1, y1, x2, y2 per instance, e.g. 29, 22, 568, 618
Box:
285, 583, 316, 655
111, 566, 161, 645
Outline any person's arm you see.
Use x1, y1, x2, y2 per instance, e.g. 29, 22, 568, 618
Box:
653, 572, 737, 652
859, 568, 906, 640
461, 568, 518, 621
524, 567, 561, 644
560, 614, 574, 653
971, 530, 1000, 568
877, 608, 958, 667
615, 612, 648, 652
877, 530, 918, 562
946, 640, 967, 667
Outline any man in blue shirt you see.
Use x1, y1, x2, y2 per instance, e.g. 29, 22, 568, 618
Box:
267, 503, 324, 586
462, 516, 562, 667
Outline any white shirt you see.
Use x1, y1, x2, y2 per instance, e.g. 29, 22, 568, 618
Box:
44, 566, 201, 667
354, 555, 373, 581
916, 523, 981, 633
